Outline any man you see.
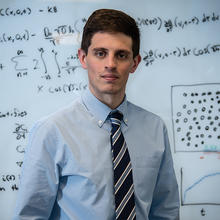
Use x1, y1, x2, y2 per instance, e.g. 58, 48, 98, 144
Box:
14, 9, 179, 220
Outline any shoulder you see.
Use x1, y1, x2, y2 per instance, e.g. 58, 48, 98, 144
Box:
126, 101, 168, 137
127, 101, 164, 124
30, 97, 85, 138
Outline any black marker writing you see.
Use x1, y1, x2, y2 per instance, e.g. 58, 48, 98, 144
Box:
13, 123, 28, 140
2, 175, 15, 182
16, 145, 25, 154
33, 59, 39, 70
143, 43, 220, 66
37, 85, 44, 93
38, 48, 47, 74
16, 161, 23, 167
136, 12, 219, 32
0, 108, 27, 119
0, 30, 36, 44
11, 55, 28, 71
52, 49, 61, 77
0, 7, 31, 17
0, 187, 6, 191
0, 63, 4, 70
44, 25, 75, 45
11, 184, 19, 191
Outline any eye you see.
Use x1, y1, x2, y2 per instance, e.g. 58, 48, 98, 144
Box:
117, 52, 129, 60
94, 50, 106, 58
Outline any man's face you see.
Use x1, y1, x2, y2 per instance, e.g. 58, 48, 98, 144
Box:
78, 32, 141, 102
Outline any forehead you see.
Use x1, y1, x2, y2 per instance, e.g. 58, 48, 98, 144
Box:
89, 32, 133, 52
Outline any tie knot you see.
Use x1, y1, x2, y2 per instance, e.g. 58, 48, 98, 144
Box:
109, 111, 123, 126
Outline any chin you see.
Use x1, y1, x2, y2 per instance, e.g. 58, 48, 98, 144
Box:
101, 87, 119, 94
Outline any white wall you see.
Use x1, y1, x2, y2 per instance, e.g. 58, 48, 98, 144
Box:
0, 0, 220, 219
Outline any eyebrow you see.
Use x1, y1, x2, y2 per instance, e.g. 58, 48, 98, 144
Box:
92, 47, 132, 54
92, 47, 107, 52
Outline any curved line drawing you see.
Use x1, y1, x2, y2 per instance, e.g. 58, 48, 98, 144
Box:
183, 172, 220, 203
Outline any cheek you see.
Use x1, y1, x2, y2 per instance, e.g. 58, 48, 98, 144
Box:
86, 60, 102, 73
120, 63, 134, 74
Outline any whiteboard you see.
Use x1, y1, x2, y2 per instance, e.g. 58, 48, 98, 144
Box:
0, 0, 220, 219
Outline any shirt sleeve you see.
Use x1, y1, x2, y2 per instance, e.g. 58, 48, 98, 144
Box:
148, 123, 180, 220
13, 120, 60, 220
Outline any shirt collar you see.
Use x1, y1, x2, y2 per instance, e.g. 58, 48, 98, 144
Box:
81, 88, 128, 127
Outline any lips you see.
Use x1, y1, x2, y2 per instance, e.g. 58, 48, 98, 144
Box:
102, 74, 119, 82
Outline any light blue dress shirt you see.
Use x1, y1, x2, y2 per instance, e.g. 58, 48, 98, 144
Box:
14, 89, 179, 220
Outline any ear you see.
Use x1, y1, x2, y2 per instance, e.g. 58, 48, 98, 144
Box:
78, 49, 88, 69
130, 54, 141, 73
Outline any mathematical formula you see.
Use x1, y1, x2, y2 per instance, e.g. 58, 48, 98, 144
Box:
0, 11, 219, 46
0, 5, 57, 17
137, 12, 219, 32
143, 43, 220, 66
0, 108, 27, 119
0, 48, 82, 81
0, 174, 19, 192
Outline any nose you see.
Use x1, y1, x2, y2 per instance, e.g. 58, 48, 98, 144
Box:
105, 54, 116, 70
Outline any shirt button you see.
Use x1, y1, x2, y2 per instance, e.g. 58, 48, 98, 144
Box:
98, 120, 102, 126
125, 118, 128, 122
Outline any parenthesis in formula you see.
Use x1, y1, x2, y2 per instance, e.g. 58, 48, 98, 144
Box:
194, 16, 199, 24
157, 17, 162, 30
27, 7, 31, 15
5, 8, 9, 16
154, 49, 158, 59
25, 29, 29, 41
3, 33, 6, 42
176, 47, 181, 57
6, 175, 15, 181
174, 17, 178, 27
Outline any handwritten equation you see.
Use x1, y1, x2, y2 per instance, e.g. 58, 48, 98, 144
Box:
37, 82, 87, 94
0, 29, 36, 44
0, 108, 28, 192
0, 5, 57, 17
0, 108, 27, 119
13, 122, 28, 168
13, 123, 28, 140
0, 174, 19, 192
143, 43, 220, 66
43, 19, 86, 45
0, 11, 219, 47
137, 12, 219, 32
0, 48, 82, 80
0, 19, 86, 45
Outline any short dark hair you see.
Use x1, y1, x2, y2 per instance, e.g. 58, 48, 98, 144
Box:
81, 9, 140, 58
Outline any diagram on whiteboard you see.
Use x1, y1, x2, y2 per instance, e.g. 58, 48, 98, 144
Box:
180, 167, 220, 206
171, 83, 220, 152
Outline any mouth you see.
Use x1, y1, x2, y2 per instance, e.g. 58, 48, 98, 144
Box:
101, 74, 119, 82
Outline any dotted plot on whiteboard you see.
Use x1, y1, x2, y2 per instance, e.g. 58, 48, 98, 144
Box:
171, 83, 220, 152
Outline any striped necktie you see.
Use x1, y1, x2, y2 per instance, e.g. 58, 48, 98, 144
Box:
109, 111, 136, 220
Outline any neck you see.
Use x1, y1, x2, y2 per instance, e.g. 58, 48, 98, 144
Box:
89, 88, 125, 109
99, 94, 125, 109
